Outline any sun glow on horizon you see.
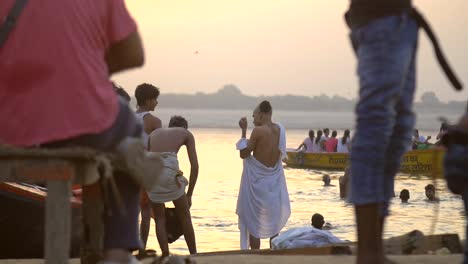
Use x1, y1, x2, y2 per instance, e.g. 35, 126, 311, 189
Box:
117, 1, 468, 102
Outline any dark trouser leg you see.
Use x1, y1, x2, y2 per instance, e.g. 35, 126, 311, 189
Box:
103, 171, 142, 251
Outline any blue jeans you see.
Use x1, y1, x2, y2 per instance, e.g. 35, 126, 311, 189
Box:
45, 97, 143, 250
348, 12, 419, 216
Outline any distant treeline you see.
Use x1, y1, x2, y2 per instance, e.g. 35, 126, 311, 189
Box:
133, 85, 466, 113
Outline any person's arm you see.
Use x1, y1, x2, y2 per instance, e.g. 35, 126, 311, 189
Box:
143, 115, 162, 135
185, 131, 199, 207
424, 136, 432, 144
239, 128, 260, 159
296, 143, 305, 151
106, 31, 145, 75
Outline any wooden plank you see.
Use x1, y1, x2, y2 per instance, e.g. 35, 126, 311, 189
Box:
45, 180, 72, 264
0, 160, 73, 183
0, 159, 100, 185
80, 183, 104, 264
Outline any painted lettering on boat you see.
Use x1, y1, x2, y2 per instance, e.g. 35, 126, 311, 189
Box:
402, 155, 419, 163
328, 157, 348, 165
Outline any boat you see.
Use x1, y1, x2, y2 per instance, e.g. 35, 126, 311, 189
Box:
0, 182, 82, 259
284, 148, 445, 176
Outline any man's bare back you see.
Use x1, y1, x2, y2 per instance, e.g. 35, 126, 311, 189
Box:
252, 124, 281, 167
146, 116, 199, 255
149, 127, 190, 153
239, 101, 282, 168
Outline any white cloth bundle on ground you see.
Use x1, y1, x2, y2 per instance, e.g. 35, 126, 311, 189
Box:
236, 123, 290, 249
271, 227, 346, 249
147, 152, 188, 203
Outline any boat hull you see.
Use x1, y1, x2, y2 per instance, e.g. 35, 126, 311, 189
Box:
0, 182, 82, 259
285, 149, 445, 176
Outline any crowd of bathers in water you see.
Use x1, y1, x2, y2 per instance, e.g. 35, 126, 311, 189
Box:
324, 168, 441, 203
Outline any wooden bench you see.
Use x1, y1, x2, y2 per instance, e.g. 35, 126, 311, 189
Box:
0, 146, 109, 264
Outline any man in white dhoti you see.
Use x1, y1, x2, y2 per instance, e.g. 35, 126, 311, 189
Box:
236, 100, 291, 250
148, 116, 199, 256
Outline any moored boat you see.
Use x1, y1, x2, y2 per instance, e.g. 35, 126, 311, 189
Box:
284, 148, 445, 176
0, 182, 82, 259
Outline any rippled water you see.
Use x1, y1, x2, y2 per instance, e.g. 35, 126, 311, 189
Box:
144, 127, 465, 254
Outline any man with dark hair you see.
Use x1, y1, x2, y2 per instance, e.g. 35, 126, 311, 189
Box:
236, 100, 291, 250
168, 115, 188, 129
135, 83, 162, 146
311, 213, 325, 230
399, 189, 410, 203
147, 116, 199, 256
425, 184, 439, 202
134, 83, 162, 255
258, 100, 272, 113
322, 174, 335, 187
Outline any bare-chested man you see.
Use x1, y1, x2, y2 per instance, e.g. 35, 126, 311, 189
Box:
147, 116, 198, 256
236, 100, 291, 250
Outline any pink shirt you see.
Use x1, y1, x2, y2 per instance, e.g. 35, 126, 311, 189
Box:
325, 138, 338, 153
0, 0, 137, 146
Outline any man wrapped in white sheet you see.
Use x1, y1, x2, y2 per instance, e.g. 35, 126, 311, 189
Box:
236, 100, 291, 250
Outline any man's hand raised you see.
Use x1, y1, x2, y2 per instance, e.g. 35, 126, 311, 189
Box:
239, 117, 248, 131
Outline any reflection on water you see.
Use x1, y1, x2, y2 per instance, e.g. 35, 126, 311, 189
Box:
144, 128, 465, 254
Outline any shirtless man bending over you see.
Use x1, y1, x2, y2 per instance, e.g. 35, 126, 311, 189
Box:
236, 101, 290, 250
147, 116, 198, 256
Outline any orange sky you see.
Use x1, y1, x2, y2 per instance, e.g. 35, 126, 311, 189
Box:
114, 0, 468, 102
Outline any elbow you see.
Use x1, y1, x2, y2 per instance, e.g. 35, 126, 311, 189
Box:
132, 51, 145, 68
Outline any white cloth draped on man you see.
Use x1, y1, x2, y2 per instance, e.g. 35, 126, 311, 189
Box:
235, 123, 291, 250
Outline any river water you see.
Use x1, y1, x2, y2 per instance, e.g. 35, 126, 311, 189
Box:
143, 109, 465, 254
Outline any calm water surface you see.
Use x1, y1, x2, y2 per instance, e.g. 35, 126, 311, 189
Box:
144, 127, 465, 254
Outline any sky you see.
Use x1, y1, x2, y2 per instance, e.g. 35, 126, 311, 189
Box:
114, 0, 468, 102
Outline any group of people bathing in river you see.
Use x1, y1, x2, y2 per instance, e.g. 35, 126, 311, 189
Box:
296, 129, 352, 153
332, 167, 440, 204
398, 184, 440, 203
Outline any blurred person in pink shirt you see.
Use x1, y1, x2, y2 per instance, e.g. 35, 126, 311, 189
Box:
325, 131, 338, 152
0, 0, 152, 263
